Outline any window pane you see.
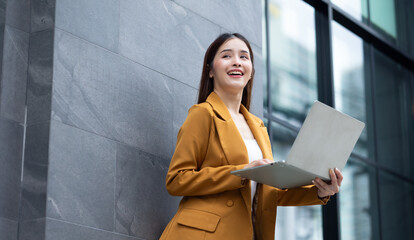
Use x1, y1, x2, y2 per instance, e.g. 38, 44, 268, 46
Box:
275, 205, 323, 240
271, 121, 296, 162
379, 171, 414, 240
332, 21, 369, 158
373, 49, 414, 180
332, 0, 414, 57
331, 0, 369, 22
268, 0, 317, 127
271, 121, 323, 240
263, 0, 268, 111
339, 159, 380, 240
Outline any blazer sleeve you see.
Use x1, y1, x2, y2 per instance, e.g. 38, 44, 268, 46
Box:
276, 185, 330, 206
166, 105, 246, 197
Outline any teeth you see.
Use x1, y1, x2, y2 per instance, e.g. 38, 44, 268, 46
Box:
228, 71, 242, 75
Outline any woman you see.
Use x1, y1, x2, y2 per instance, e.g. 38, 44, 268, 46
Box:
160, 33, 343, 240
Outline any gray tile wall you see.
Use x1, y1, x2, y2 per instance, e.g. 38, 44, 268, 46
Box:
0, 0, 263, 239
0, 0, 55, 239
18, 0, 56, 239
0, 1, 29, 240
48, 1, 263, 239
0, 25, 29, 123
0, 118, 23, 221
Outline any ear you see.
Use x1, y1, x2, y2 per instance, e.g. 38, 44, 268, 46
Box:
209, 69, 214, 79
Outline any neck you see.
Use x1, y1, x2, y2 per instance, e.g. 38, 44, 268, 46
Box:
213, 88, 243, 115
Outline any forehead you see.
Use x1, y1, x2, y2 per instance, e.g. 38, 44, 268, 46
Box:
217, 38, 250, 53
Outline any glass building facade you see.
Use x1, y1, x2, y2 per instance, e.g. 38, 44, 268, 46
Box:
262, 0, 414, 239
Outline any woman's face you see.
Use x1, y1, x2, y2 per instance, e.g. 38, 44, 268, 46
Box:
209, 38, 253, 95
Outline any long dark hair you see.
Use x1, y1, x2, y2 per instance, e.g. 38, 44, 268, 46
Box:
197, 33, 255, 110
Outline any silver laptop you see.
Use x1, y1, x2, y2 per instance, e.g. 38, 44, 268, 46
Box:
231, 101, 365, 189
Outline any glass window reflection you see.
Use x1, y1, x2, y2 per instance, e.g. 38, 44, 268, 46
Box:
332, 0, 414, 57
332, 21, 369, 158
339, 159, 380, 240
268, 0, 317, 127
331, 0, 369, 22
275, 205, 323, 240
379, 171, 414, 240
373, 49, 414, 180
271, 121, 323, 240
271, 121, 296, 162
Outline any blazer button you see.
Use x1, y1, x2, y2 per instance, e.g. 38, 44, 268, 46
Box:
226, 200, 234, 207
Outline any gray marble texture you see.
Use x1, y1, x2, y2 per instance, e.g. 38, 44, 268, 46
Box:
0, 25, 29, 123
45, 219, 112, 240
46, 218, 146, 240
0, 0, 5, 80
31, 0, 55, 33
118, 0, 221, 88
47, 120, 116, 231
0, 0, 6, 25
20, 123, 50, 221
20, 161, 48, 221
18, 218, 45, 240
0, 0, 263, 239
5, 0, 30, 32
249, 43, 264, 118
0, 23, 4, 88
0, 217, 17, 240
115, 144, 180, 239
0, 117, 23, 221
24, 122, 50, 165
52, 29, 174, 159
55, 0, 119, 52
27, 30, 54, 125
172, 81, 197, 146
173, 0, 263, 47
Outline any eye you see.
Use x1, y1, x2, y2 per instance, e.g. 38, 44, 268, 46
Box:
222, 55, 230, 58
241, 55, 249, 59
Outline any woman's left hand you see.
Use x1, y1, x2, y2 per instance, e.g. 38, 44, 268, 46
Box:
313, 168, 343, 198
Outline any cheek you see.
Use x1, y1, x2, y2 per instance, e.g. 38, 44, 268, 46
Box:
245, 63, 253, 76
213, 59, 226, 71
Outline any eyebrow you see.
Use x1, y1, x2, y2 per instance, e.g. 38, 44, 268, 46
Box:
220, 49, 250, 54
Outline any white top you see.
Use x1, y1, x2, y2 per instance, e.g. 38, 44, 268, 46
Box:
242, 138, 263, 206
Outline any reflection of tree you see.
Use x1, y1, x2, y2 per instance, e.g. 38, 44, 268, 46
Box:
268, 0, 317, 129
337, 65, 368, 155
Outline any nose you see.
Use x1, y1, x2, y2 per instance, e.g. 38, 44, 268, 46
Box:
232, 58, 241, 67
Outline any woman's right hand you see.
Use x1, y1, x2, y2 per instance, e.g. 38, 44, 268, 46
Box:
241, 159, 273, 182
243, 159, 273, 169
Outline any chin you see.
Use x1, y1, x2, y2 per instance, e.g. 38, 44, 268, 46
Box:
223, 84, 246, 94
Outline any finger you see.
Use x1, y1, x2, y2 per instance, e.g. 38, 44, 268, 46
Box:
329, 168, 338, 186
318, 177, 336, 195
262, 159, 273, 164
335, 168, 344, 186
326, 171, 340, 193
247, 159, 269, 168
323, 172, 339, 193
248, 161, 261, 168
313, 178, 333, 196
256, 159, 272, 166
312, 179, 331, 197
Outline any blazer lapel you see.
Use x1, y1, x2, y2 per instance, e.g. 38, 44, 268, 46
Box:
240, 106, 273, 161
206, 92, 273, 216
206, 92, 249, 166
206, 93, 252, 214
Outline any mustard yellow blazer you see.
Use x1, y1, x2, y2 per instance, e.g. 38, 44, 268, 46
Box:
160, 92, 328, 240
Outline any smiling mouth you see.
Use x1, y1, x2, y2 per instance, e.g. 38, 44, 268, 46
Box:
227, 71, 244, 76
